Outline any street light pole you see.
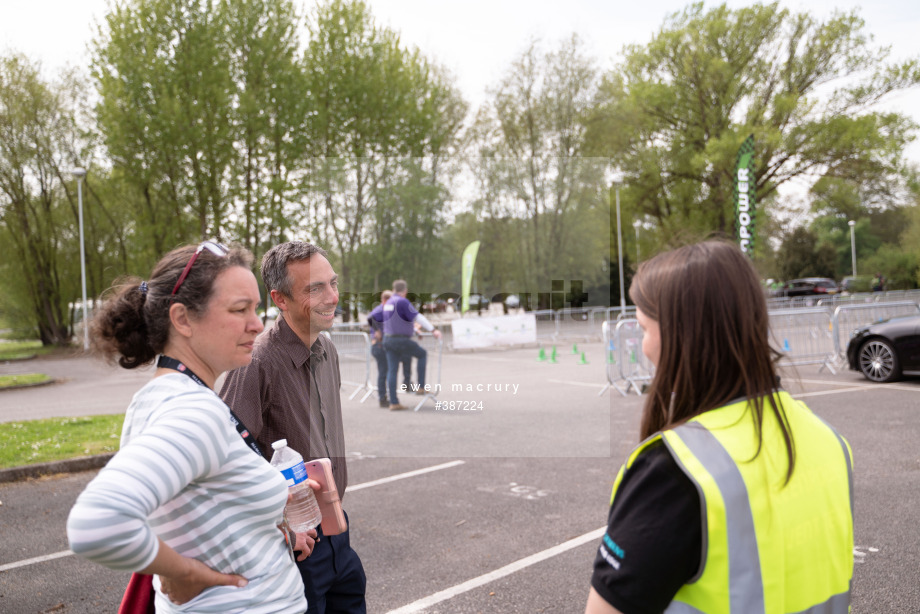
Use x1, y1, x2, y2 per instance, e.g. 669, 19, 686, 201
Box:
633, 219, 640, 265
71, 168, 89, 351
615, 183, 626, 311
848, 220, 857, 277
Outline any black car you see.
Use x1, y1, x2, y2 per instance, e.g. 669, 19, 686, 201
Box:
780, 277, 839, 297
846, 315, 920, 382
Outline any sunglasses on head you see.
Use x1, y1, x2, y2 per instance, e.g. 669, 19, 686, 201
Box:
170, 241, 229, 296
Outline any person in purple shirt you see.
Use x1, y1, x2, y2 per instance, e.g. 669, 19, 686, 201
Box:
367, 290, 412, 408
381, 280, 442, 410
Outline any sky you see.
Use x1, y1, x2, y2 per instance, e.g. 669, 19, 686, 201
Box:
3, 0, 920, 177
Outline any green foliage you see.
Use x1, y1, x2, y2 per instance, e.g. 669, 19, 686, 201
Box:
469, 36, 611, 306
303, 0, 467, 311
223, 0, 309, 259
0, 415, 124, 468
0, 373, 51, 388
776, 227, 837, 280
585, 2, 920, 248
862, 245, 919, 290
900, 198, 920, 287
0, 54, 97, 346
93, 0, 237, 252
0, 340, 48, 360
4, 1, 920, 321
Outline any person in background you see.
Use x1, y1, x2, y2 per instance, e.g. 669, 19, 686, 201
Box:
381, 279, 441, 410
367, 289, 412, 408
586, 240, 854, 614
221, 241, 366, 614
871, 273, 885, 292
67, 241, 311, 614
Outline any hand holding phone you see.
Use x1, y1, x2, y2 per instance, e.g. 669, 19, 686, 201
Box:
304, 458, 347, 536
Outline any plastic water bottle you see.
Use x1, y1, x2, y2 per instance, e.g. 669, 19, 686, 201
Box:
270, 439, 321, 532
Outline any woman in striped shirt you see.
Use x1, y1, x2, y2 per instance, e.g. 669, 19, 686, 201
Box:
67, 242, 311, 614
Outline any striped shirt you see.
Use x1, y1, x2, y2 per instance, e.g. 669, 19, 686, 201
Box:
220, 316, 348, 498
67, 374, 306, 614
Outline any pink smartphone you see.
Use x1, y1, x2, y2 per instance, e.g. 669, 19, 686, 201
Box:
305, 458, 347, 536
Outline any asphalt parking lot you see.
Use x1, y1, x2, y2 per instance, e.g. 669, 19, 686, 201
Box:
1, 345, 918, 613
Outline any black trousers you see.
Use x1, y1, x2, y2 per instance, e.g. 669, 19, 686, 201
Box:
297, 511, 366, 614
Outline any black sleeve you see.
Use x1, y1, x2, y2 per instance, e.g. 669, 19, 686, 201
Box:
590, 440, 702, 614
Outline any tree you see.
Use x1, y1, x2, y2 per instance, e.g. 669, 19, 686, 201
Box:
585, 2, 920, 248
302, 0, 466, 314
0, 55, 96, 344
94, 0, 311, 263
776, 227, 836, 280
469, 36, 610, 308
223, 0, 309, 258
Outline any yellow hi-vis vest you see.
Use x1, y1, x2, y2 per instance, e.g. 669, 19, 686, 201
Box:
610, 391, 854, 614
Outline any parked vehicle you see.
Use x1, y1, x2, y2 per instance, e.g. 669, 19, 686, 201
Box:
779, 277, 839, 297
846, 314, 920, 382
421, 298, 450, 314
840, 275, 872, 294
468, 293, 489, 311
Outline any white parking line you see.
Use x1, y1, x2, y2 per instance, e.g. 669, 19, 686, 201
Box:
348, 460, 465, 492
0, 460, 465, 573
795, 379, 871, 388
792, 386, 875, 399
0, 550, 73, 573
795, 379, 920, 393
548, 379, 608, 389
449, 355, 523, 363
386, 527, 606, 614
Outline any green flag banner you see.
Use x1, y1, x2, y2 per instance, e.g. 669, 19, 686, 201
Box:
734, 134, 756, 255
460, 240, 481, 314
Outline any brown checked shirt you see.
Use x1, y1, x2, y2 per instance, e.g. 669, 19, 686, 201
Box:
220, 315, 349, 498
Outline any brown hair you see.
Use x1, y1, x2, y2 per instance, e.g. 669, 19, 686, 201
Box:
629, 240, 795, 481
91, 243, 254, 369
260, 242, 328, 296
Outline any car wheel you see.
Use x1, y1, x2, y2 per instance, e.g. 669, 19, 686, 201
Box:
858, 338, 900, 383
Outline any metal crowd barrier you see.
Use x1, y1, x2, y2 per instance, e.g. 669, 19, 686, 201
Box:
591, 308, 611, 333
768, 308, 837, 373
831, 301, 920, 362
532, 310, 558, 342
589, 296, 920, 396
816, 295, 877, 309
331, 322, 366, 332
875, 289, 920, 303
598, 321, 618, 396
323, 330, 372, 401
555, 307, 596, 341
766, 296, 826, 310
410, 333, 444, 411
612, 318, 654, 396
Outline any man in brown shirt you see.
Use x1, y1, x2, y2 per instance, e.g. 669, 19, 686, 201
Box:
220, 242, 366, 614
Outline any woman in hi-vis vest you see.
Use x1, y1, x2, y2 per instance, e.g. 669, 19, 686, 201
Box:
586, 240, 854, 614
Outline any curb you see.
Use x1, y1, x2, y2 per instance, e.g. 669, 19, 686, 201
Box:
0, 353, 38, 362
0, 378, 56, 392
0, 454, 114, 484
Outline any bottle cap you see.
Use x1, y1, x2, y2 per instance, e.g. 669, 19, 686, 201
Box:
271, 439, 288, 450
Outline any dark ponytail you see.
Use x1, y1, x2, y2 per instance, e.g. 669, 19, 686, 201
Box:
90, 279, 155, 369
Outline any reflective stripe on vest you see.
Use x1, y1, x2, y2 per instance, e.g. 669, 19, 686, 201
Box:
664, 422, 765, 614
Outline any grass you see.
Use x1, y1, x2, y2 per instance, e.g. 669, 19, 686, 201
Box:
0, 373, 52, 388
0, 339, 53, 361
0, 415, 124, 469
